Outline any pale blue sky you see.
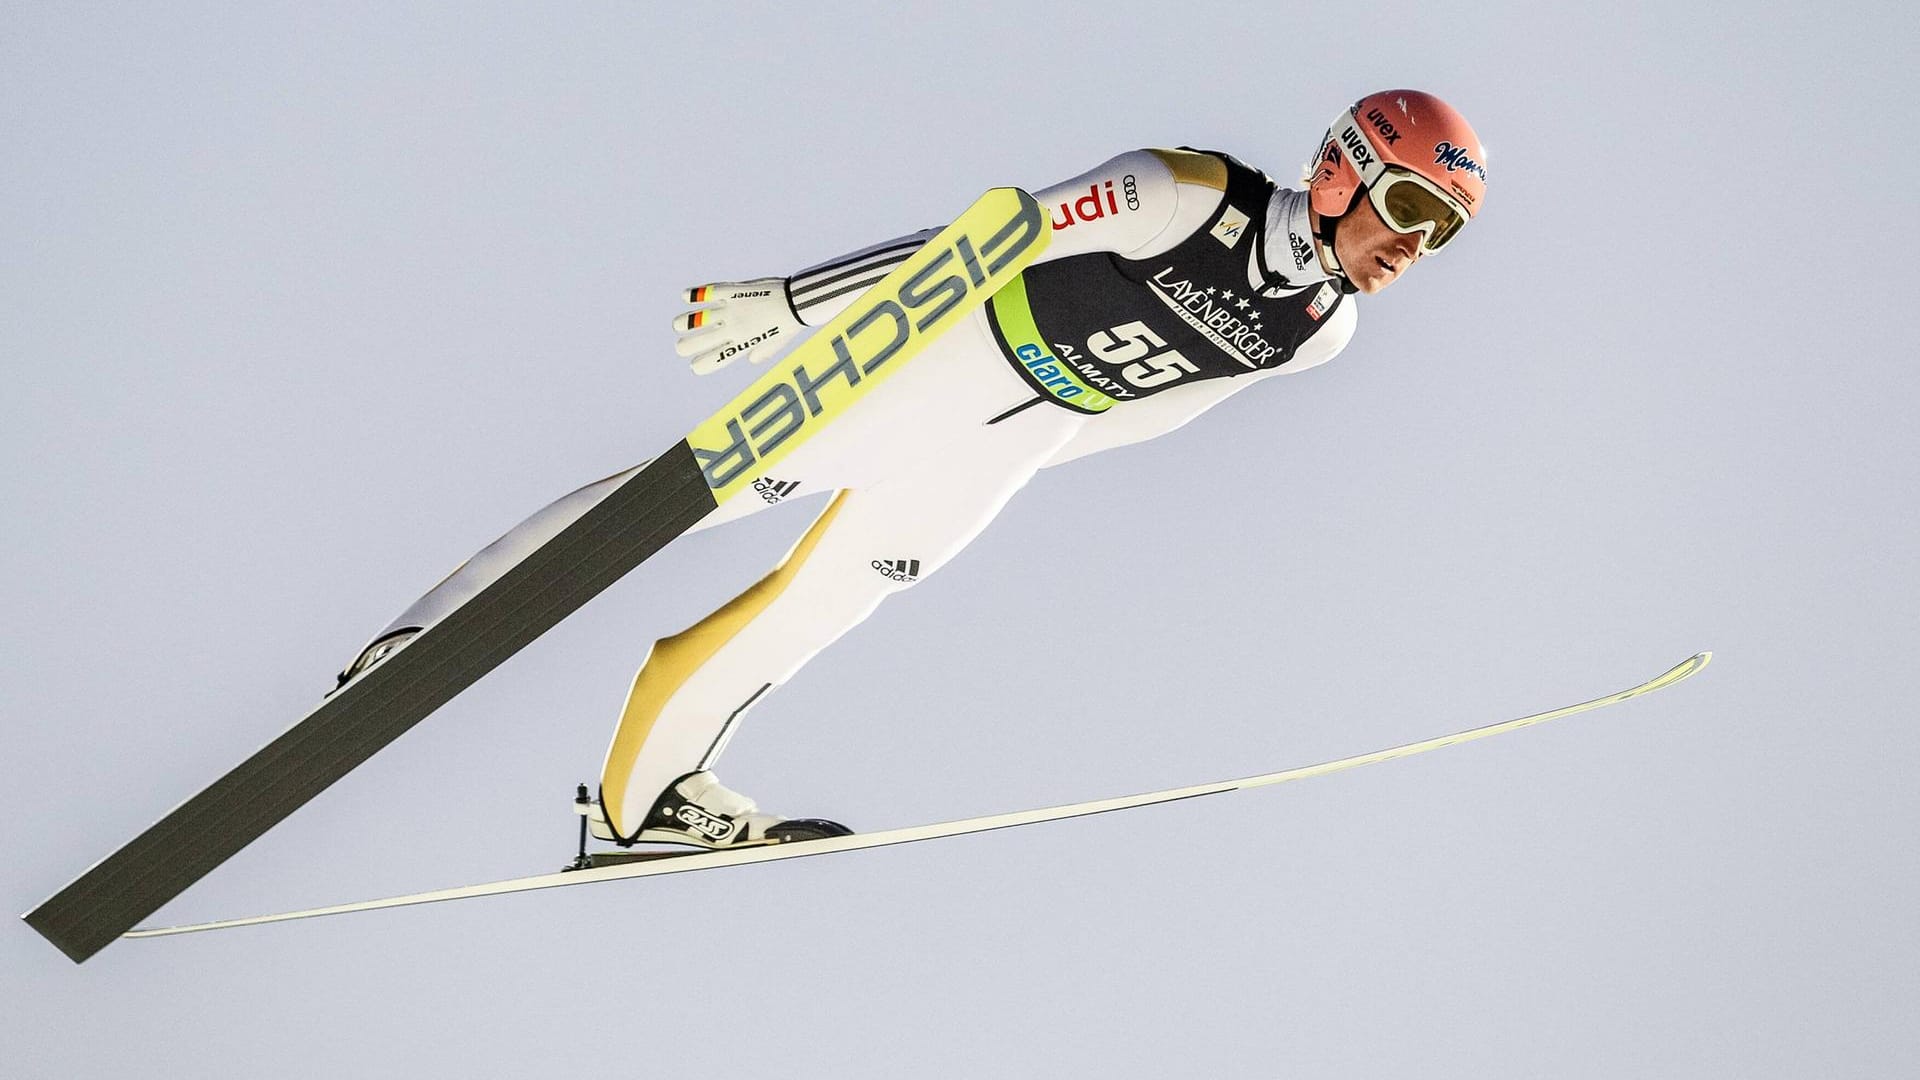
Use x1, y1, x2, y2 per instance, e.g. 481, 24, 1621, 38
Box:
5, 2, 1916, 1076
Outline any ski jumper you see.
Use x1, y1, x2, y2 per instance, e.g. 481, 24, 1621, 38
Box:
370, 150, 1360, 839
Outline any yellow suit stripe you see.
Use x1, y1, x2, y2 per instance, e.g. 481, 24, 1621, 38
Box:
1149, 148, 1228, 191
600, 492, 851, 835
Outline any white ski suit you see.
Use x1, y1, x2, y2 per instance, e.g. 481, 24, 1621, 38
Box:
373, 149, 1359, 837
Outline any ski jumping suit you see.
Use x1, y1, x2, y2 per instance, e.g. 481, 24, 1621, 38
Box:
372, 149, 1360, 838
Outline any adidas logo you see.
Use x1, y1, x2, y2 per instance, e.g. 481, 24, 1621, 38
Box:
871, 558, 921, 583
752, 477, 800, 504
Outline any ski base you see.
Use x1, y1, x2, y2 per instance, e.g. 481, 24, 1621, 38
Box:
25, 445, 716, 964
26, 186, 1050, 963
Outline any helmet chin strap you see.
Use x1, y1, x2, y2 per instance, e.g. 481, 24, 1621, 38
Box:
1312, 192, 1363, 295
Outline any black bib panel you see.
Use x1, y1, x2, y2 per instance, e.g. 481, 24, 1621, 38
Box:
985, 152, 1346, 413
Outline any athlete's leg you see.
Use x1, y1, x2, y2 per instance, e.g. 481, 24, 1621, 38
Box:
347, 451, 819, 660
598, 399, 1082, 838
364, 465, 634, 639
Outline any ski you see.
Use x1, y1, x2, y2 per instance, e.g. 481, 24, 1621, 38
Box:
25, 187, 1050, 964
121, 652, 1709, 943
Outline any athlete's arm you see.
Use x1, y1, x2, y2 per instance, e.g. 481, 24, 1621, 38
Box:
786, 149, 1226, 327
784, 228, 941, 327
1040, 301, 1357, 468
673, 150, 1231, 373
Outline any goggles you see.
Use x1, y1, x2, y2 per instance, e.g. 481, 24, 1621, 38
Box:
1367, 168, 1470, 253
1328, 108, 1474, 254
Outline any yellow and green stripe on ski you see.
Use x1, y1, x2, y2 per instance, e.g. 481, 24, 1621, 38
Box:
687, 187, 1048, 503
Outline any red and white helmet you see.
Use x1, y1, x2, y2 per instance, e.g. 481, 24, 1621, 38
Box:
1307, 89, 1487, 254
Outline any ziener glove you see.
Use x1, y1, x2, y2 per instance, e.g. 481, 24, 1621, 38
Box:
672, 278, 804, 375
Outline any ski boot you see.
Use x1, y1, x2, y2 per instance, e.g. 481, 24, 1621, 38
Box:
330, 626, 421, 695
627, 770, 851, 849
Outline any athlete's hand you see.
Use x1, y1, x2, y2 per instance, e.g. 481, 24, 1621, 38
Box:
672, 279, 804, 375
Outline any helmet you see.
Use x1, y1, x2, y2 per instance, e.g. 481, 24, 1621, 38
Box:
1307, 89, 1487, 254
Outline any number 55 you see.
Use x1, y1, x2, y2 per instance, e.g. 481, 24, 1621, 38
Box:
1086, 321, 1198, 389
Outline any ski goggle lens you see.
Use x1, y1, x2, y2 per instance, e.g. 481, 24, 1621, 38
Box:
1371, 169, 1469, 252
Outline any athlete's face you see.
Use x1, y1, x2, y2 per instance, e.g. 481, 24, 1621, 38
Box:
1333, 194, 1424, 295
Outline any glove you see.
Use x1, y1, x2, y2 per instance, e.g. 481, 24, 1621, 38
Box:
672, 278, 805, 375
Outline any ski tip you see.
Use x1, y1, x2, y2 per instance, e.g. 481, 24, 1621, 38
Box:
1651, 651, 1712, 689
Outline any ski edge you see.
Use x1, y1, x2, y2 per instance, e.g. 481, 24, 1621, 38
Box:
123, 652, 1709, 941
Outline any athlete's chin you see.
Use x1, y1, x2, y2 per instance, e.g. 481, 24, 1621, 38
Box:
1353, 271, 1397, 295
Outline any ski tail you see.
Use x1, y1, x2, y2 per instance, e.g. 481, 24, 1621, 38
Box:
24, 448, 717, 964
24, 187, 1051, 964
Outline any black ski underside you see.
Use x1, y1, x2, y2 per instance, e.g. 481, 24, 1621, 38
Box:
26, 442, 715, 963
